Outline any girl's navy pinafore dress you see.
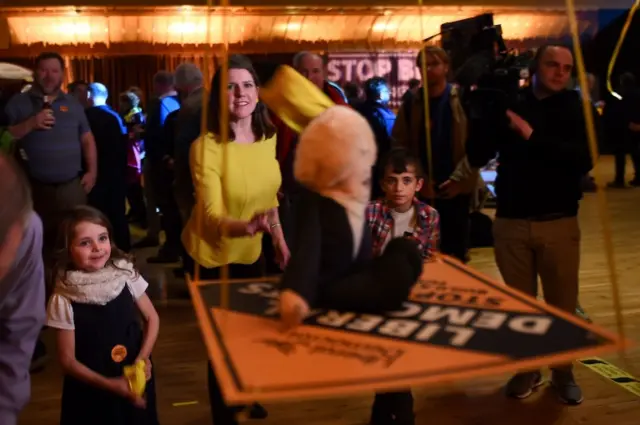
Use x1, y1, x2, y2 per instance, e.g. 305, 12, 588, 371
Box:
60, 287, 159, 425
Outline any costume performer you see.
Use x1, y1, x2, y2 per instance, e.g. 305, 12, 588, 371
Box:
266, 66, 424, 425
258, 64, 423, 327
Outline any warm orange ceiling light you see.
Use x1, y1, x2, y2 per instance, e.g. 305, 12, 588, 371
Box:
5, 9, 595, 47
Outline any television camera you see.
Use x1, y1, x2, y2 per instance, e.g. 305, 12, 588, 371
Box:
437, 14, 534, 167
440, 13, 532, 105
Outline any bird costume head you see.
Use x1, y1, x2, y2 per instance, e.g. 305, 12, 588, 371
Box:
294, 105, 377, 204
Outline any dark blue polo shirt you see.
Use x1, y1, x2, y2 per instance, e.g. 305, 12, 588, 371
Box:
4, 89, 91, 183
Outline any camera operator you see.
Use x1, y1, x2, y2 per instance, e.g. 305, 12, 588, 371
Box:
467, 44, 592, 405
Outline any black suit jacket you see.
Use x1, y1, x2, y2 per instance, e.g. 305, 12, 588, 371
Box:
85, 105, 131, 251
85, 105, 128, 190
281, 188, 373, 310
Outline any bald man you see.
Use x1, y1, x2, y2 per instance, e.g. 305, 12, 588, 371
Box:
0, 154, 46, 425
292, 51, 348, 102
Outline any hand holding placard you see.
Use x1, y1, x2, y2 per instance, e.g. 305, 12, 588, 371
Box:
279, 289, 310, 330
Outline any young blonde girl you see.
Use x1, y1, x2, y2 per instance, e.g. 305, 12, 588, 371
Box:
46, 206, 160, 425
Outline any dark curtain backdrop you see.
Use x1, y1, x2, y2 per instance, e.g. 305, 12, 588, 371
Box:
0, 53, 295, 113
70, 54, 214, 110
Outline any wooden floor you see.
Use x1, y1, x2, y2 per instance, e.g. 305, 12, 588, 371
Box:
19, 156, 640, 425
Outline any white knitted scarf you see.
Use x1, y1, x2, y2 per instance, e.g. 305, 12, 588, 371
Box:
54, 259, 137, 305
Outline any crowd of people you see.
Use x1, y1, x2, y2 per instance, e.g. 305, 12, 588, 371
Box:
1, 42, 639, 425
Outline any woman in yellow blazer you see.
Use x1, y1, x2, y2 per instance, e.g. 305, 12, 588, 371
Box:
182, 55, 290, 280
185, 55, 338, 425
181, 55, 290, 423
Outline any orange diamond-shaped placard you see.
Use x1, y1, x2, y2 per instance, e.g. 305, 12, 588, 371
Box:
188, 257, 625, 404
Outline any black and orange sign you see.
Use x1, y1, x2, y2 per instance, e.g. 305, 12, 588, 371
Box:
188, 257, 625, 404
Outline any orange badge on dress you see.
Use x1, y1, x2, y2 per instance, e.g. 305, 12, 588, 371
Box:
60, 105, 69, 112
111, 345, 128, 363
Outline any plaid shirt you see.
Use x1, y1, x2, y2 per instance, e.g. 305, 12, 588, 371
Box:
366, 198, 440, 259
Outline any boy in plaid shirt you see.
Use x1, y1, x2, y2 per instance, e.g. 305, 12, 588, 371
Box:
366, 148, 440, 425
367, 148, 440, 261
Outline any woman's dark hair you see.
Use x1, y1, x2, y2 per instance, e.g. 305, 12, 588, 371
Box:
208, 54, 276, 141
52, 206, 136, 285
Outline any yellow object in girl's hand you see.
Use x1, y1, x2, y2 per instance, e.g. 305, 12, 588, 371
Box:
123, 360, 147, 397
